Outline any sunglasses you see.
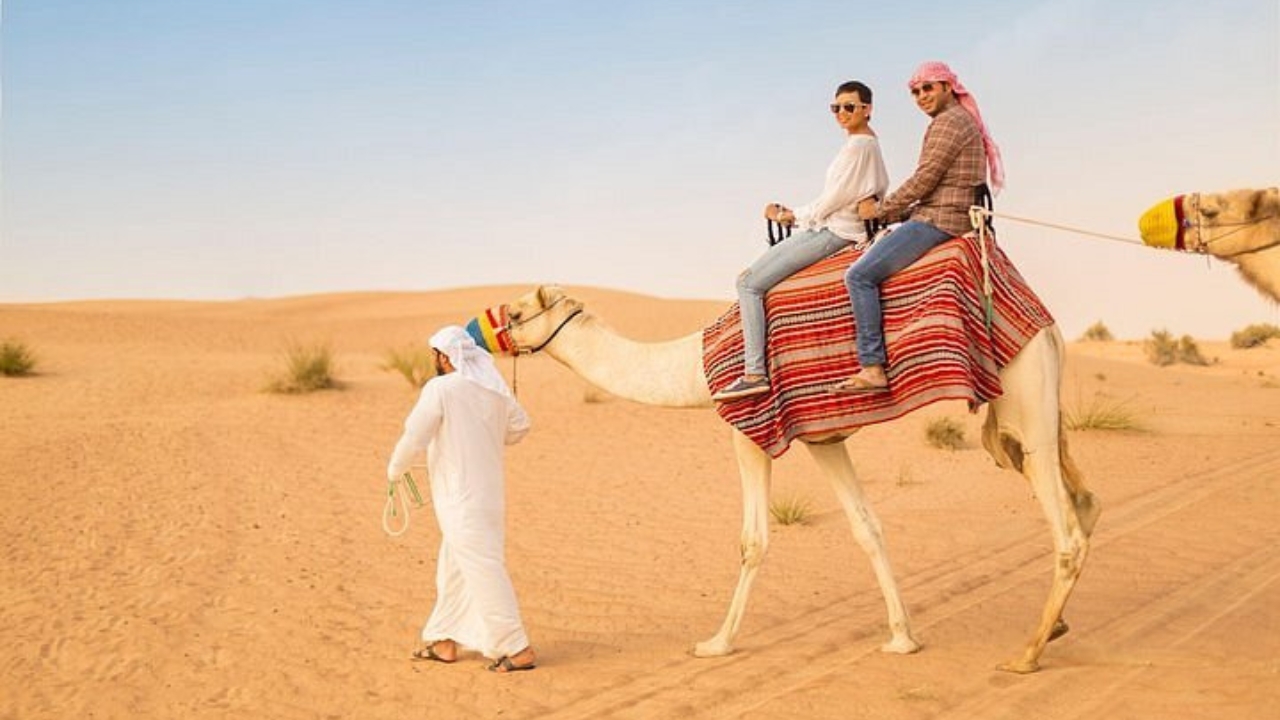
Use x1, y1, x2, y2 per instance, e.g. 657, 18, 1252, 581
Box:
910, 81, 941, 97
829, 103, 865, 115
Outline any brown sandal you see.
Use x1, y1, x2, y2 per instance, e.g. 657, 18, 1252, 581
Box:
487, 655, 536, 673
411, 643, 456, 664
828, 375, 889, 394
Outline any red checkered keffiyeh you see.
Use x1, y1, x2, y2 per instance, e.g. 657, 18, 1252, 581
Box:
702, 235, 1053, 458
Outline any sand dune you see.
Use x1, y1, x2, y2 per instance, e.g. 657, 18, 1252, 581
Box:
2, 287, 1278, 719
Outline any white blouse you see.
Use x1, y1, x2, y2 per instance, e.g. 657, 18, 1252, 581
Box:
792, 134, 889, 241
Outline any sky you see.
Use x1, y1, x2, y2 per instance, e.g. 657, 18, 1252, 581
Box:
2, 0, 1278, 340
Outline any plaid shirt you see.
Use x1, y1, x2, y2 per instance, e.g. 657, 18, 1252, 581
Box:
878, 103, 986, 236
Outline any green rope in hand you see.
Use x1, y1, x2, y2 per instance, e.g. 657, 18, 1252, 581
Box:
383, 471, 425, 537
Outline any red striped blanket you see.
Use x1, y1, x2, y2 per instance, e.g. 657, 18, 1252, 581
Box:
702, 235, 1054, 458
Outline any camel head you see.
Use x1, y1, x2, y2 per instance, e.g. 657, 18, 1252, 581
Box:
1138, 187, 1280, 303
467, 285, 584, 356
1138, 187, 1280, 257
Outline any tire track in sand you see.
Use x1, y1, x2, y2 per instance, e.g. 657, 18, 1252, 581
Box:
932, 447, 1280, 720
536, 446, 1280, 720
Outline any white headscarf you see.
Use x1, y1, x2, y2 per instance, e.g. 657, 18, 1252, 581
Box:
429, 325, 513, 397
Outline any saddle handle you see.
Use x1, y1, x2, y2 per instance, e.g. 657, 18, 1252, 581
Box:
974, 183, 995, 232
766, 217, 792, 247
862, 194, 883, 239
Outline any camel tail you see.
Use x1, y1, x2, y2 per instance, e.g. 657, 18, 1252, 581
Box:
1058, 415, 1100, 537
1057, 415, 1086, 497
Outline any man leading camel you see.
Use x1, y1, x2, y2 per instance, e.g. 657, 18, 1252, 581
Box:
832, 61, 1005, 393
386, 325, 537, 673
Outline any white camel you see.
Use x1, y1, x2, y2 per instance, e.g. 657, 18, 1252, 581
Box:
1140, 186, 1280, 302
499, 285, 1099, 673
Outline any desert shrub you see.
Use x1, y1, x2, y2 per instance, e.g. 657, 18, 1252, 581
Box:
924, 417, 965, 450
0, 339, 36, 377
769, 496, 812, 526
266, 342, 338, 393
1080, 321, 1114, 342
383, 346, 435, 388
1065, 392, 1142, 431
1145, 330, 1209, 366
1144, 330, 1177, 366
1230, 323, 1280, 349
1176, 336, 1209, 366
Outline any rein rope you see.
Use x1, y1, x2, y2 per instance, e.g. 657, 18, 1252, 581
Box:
968, 207, 1145, 246
1187, 205, 1280, 257
968, 207, 996, 330
382, 469, 425, 537
502, 299, 585, 397
967, 203, 1280, 257
523, 307, 584, 354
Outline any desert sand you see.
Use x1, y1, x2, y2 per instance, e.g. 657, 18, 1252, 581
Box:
2, 286, 1278, 720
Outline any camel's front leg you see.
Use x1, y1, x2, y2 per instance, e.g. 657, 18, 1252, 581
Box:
693, 429, 772, 658
806, 442, 920, 654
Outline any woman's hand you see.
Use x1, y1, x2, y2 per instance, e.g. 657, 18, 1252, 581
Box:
856, 197, 879, 220
764, 202, 794, 225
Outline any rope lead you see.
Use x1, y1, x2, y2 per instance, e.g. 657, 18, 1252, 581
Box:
968, 207, 1145, 246
382, 471, 425, 537
969, 206, 996, 331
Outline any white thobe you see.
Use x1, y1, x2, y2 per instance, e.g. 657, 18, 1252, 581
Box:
387, 372, 532, 659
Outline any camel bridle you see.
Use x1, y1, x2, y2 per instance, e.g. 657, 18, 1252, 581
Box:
1179, 193, 1280, 258
489, 295, 583, 398
501, 295, 584, 356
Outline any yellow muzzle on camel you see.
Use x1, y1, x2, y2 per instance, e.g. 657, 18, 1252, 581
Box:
1138, 194, 1190, 251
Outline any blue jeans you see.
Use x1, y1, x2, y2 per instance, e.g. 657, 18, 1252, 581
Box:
737, 228, 851, 377
843, 220, 951, 368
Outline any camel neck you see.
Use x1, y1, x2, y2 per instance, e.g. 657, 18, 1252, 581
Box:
543, 313, 713, 408
1228, 244, 1280, 303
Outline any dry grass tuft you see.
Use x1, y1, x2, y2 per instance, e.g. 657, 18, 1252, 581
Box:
266, 342, 339, 394
924, 417, 966, 450
1145, 330, 1210, 366
1230, 323, 1280, 349
1065, 392, 1143, 431
0, 339, 37, 377
1080, 321, 1114, 342
769, 496, 812, 526
383, 346, 435, 388
1176, 336, 1210, 365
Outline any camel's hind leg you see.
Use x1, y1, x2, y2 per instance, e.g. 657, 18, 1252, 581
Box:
693, 429, 772, 657
807, 441, 920, 654
987, 327, 1096, 673
997, 436, 1090, 673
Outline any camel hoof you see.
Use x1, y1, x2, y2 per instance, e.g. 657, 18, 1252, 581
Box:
880, 635, 922, 655
996, 658, 1041, 674
692, 639, 733, 658
1048, 618, 1070, 642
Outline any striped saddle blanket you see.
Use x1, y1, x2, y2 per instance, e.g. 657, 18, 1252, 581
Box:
702, 234, 1054, 458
